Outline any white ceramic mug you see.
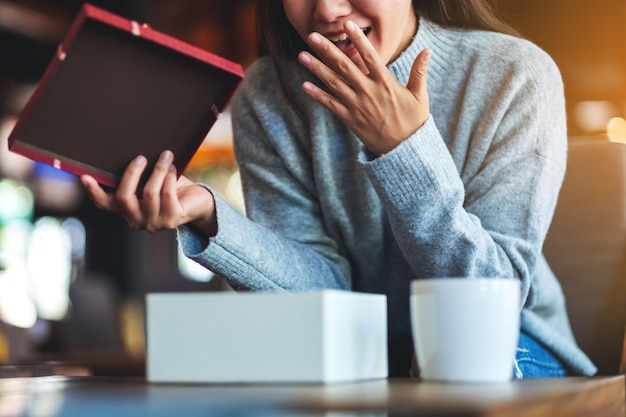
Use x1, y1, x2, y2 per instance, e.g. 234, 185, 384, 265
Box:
410, 278, 521, 382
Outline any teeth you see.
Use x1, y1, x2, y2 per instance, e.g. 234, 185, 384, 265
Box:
327, 33, 348, 42
326, 28, 369, 43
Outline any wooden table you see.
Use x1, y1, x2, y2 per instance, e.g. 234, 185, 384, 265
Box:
0, 375, 623, 417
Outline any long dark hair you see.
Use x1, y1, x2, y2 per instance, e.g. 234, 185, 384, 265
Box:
255, 0, 520, 111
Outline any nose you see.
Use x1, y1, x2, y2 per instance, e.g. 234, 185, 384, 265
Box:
313, 0, 352, 23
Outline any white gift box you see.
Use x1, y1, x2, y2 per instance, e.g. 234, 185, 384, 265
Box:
146, 290, 388, 383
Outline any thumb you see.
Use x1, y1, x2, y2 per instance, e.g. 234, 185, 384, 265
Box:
80, 175, 115, 211
406, 48, 432, 97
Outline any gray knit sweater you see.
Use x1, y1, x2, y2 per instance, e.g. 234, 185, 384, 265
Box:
179, 18, 597, 376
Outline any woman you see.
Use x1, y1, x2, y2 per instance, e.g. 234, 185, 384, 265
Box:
82, 0, 596, 377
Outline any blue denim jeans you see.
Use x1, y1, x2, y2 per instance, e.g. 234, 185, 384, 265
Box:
514, 331, 569, 378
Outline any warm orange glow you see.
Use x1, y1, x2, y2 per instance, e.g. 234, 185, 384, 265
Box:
187, 144, 235, 171
0, 327, 8, 363
186, 111, 236, 171
607, 117, 626, 143
574, 101, 617, 133
119, 298, 146, 359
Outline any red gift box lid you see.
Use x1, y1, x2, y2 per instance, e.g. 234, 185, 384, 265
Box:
7, 3, 244, 190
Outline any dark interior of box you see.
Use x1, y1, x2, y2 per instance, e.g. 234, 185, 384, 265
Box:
13, 18, 241, 186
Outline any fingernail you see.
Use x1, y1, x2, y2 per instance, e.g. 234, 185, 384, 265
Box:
346, 21, 357, 33
302, 81, 314, 92
423, 49, 432, 64
160, 150, 173, 163
134, 155, 146, 166
299, 52, 312, 64
309, 33, 322, 45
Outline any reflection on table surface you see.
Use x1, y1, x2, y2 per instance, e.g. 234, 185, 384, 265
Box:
1, 376, 386, 417
0, 375, 624, 417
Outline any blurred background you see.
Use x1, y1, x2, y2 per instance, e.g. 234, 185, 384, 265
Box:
0, 0, 624, 375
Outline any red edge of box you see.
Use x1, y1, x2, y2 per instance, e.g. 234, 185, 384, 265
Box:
7, 2, 244, 189
82, 3, 244, 80
81, 2, 245, 185
9, 142, 117, 189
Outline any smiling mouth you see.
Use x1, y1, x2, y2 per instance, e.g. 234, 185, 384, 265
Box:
327, 27, 371, 50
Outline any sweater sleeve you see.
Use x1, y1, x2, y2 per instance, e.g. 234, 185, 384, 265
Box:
361, 42, 567, 304
178, 59, 352, 292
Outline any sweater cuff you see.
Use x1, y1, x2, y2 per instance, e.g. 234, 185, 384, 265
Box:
177, 185, 242, 258
360, 116, 463, 204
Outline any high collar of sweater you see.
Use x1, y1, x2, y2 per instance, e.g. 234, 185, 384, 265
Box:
387, 17, 448, 85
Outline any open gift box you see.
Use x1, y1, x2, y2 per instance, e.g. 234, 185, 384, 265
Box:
7, 3, 243, 189
146, 290, 389, 384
